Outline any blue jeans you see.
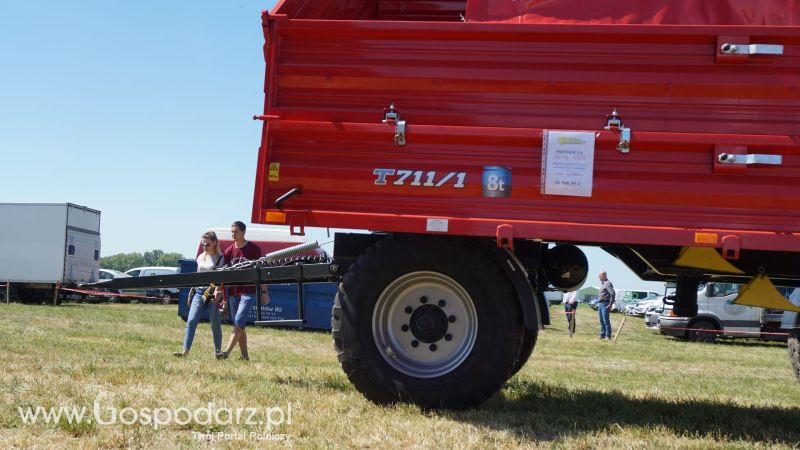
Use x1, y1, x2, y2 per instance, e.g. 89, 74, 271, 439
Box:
183, 291, 222, 352
227, 294, 255, 328
598, 302, 611, 338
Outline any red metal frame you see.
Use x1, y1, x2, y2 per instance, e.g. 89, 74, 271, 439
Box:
251, 8, 800, 254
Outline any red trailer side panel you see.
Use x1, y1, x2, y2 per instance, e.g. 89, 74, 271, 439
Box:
253, 14, 800, 253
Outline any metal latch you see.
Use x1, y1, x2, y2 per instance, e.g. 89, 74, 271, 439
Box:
604, 109, 631, 153
720, 43, 784, 55
718, 153, 782, 165
382, 103, 407, 146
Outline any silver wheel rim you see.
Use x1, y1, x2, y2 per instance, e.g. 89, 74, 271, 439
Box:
373, 271, 478, 378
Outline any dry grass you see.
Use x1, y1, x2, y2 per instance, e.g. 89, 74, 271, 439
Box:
1, 302, 798, 449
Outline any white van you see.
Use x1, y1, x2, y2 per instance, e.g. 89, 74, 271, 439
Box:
659, 282, 786, 343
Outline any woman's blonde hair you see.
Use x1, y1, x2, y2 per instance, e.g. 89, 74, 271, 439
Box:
201, 231, 221, 256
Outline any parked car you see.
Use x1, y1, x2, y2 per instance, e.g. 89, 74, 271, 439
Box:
124, 266, 179, 303
99, 268, 129, 281
644, 303, 664, 328
659, 283, 788, 343
545, 290, 563, 305
632, 297, 663, 317
611, 290, 660, 313
92, 269, 131, 302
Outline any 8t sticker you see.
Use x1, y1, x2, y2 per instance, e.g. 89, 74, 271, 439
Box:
482, 166, 511, 198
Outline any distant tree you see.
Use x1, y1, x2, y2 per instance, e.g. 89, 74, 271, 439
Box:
155, 252, 185, 267
100, 250, 185, 272
143, 250, 164, 266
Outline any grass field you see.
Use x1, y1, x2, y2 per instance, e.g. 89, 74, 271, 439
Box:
1, 302, 798, 449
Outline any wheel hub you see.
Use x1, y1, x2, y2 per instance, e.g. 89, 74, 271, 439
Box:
372, 271, 478, 378
409, 304, 448, 343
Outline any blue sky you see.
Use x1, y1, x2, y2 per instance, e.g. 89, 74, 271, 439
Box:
0, 1, 663, 292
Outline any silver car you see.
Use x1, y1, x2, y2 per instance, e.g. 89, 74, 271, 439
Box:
644, 303, 664, 328
633, 297, 663, 317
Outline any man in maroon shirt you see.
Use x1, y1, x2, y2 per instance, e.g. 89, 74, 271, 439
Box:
216, 221, 266, 360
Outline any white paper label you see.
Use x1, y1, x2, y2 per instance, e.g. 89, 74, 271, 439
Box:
426, 218, 449, 233
541, 130, 595, 197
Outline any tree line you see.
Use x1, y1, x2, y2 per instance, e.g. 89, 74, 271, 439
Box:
100, 250, 186, 272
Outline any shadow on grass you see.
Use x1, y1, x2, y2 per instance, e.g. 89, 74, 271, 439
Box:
444, 380, 800, 445
270, 372, 353, 392
711, 339, 788, 348
662, 336, 788, 348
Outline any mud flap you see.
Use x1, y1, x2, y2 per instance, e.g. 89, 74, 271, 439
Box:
478, 239, 543, 330
733, 275, 800, 313
672, 247, 744, 274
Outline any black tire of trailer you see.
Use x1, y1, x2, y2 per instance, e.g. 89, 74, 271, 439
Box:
332, 235, 525, 409
789, 330, 800, 382
509, 328, 538, 377
687, 319, 718, 343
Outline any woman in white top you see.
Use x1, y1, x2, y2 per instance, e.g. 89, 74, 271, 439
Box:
174, 231, 224, 357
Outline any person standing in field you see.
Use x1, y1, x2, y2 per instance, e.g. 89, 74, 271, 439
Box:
597, 271, 615, 340
216, 221, 268, 361
563, 289, 579, 334
174, 231, 224, 357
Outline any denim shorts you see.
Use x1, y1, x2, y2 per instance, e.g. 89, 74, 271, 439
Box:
228, 294, 254, 328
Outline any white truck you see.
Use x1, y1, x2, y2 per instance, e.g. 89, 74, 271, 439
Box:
659, 282, 788, 343
0, 203, 101, 303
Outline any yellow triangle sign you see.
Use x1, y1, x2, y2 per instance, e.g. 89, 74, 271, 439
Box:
673, 247, 744, 274
733, 275, 800, 313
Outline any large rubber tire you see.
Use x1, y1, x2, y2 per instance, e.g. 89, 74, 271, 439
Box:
509, 328, 538, 377
789, 330, 800, 382
332, 235, 525, 409
687, 319, 718, 343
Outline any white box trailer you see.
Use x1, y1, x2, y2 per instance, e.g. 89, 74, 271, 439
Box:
0, 203, 101, 303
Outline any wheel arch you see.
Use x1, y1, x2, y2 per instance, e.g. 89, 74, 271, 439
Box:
475, 239, 545, 330
688, 315, 722, 331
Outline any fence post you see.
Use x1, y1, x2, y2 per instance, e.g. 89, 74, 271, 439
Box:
613, 316, 626, 342
5, 282, 9, 305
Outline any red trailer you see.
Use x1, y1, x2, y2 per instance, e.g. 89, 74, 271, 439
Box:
252, 0, 800, 408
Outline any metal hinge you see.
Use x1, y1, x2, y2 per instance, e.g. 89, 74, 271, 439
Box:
604, 109, 631, 153
382, 103, 407, 146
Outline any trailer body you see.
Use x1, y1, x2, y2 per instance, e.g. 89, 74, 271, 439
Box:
0, 203, 100, 301
252, 1, 800, 288
243, 0, 800, 407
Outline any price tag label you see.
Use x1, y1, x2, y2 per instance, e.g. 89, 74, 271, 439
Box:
541, 130, 595, 197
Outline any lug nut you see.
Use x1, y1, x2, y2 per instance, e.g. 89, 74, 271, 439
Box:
411, 340, 419, 348
429, 344, 437, 352
401, 324, 409, 332
445, 334, 452, 341
405, 306, 413, 314
438, 299, 446, 307
448, 315, 456, 323
420, 296, 428, 304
